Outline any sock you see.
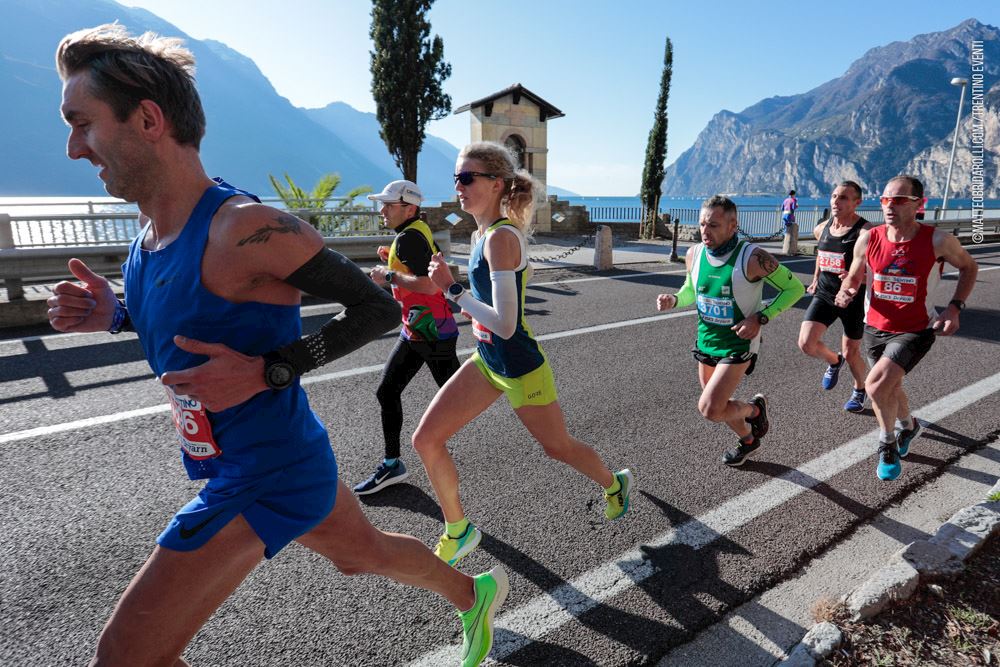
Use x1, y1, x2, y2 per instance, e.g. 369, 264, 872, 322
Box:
383, 457, 399, 467
604, 475, 621, 494
854, 386, 866, 394
897, 416, 914, 431
834, 353, 844, 367
879, 430, 896, 444
446, 518, 470, 539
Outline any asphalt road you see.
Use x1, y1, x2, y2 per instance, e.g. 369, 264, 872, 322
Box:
3, 244, 1000, 666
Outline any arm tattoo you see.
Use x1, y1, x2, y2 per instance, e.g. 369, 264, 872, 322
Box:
755, 249, 779, 274
237, 214, 303, 246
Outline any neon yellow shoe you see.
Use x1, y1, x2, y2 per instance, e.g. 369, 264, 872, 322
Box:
459, 566, 509, 667
434, 523, 482, 566
604, 469, 634, 520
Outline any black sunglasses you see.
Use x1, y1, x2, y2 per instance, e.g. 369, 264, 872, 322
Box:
454, 171, 498, 185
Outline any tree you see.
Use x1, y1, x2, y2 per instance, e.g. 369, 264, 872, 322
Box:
639, 37, 673, 240
268, 172, 373, 233
370, 0, 452, 182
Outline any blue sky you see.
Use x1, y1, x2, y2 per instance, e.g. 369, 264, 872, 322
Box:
125, 0, 995, 195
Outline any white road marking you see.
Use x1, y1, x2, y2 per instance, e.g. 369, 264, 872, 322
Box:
408, 371, 1000, 666
0, 310, 698, 445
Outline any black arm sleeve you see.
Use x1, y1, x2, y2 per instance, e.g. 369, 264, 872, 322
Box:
276, 248, 401, 375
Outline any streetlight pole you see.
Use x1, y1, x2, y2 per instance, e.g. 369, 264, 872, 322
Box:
941, 77, 968, 214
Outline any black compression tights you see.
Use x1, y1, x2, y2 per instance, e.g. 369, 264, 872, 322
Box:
376, 337, 460, 459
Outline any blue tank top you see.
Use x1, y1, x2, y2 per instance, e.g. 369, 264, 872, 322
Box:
123, 180, 330, 480
468, 219, 544, 378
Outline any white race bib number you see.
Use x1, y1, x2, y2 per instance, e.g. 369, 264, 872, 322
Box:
817, 250, 846, 273
873, 272, 917, 303
697, 294, 735, 325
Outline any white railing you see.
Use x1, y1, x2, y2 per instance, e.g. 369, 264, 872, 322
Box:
0, 208, 389, 249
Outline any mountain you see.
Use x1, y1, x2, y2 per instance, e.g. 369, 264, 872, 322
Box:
0, 0, 456, 197
663, 19, 1000, 198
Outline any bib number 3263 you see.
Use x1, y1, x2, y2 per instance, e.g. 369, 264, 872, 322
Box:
165, 386, 221, 460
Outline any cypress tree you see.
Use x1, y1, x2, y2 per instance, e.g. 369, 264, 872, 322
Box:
370, 0, 452, 181
639, 37, 673, 239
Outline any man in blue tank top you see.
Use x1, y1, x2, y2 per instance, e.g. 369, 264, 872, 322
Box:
47, 24, 506, 667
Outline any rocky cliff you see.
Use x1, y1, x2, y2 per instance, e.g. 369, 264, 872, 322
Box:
663, 19, 999, 198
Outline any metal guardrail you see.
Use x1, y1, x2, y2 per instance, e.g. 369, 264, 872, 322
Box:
0, 209, 448, 300
591, 205, 995, 240
0, 208, 388, 249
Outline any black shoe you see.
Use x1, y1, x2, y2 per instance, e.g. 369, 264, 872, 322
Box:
746, 394, 769, 439
723, 438, 760, 467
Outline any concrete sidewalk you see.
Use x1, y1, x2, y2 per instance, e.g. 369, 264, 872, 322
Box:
657, 438, 1000, 667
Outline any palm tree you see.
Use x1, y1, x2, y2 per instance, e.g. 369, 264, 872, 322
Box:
268, 173, 373, 234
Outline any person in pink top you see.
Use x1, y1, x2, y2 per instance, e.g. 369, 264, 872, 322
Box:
835, 176, 977, 481
781, 190, 798, 231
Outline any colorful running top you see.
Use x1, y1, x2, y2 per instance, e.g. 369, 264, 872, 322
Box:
864, 223, 942, 333
387, 218, 458, 341
468, 219, 544, 378
690, 240, 764, 357
123, 179, 329, 480
815, 217, 868, 304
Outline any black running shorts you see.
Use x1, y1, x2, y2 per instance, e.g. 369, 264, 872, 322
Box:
863, 325, 935, 374
692, 348, 758, 376
803, 295, 865, 340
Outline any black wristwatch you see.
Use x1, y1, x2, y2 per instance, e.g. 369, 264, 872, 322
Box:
262, 351, 296, 390
948, 299, 965, 311
756, 312, 770, 326
384, 270, 395, 284
447, 282, 465, 301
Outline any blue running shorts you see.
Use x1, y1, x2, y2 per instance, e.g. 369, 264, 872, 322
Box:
158, 447, 338, 559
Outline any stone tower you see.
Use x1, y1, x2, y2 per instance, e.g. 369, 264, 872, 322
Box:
454, 84, 564, 232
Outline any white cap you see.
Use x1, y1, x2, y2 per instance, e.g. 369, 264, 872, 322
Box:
367, 180, 423, 206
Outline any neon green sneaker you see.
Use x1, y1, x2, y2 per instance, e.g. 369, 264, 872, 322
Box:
604, 469, 634, 520
459, 566, 509, 667
434, 523, 482, 566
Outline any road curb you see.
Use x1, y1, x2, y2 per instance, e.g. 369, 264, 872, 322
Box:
778, 480, 1000, 665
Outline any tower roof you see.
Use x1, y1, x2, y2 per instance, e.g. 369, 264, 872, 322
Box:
454, 83, 565, 121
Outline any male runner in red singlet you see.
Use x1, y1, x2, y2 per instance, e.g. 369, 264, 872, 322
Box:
835, 176, 978, 480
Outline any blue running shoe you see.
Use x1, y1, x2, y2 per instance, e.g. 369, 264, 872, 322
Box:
822, 354, 845, 390
844, 388, 867, 413
876, 442, 902, 481
353, 459, 409, 495
896, 421, 923, 458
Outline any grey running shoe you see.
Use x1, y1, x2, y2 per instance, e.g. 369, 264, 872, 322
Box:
353, 459, 409, 495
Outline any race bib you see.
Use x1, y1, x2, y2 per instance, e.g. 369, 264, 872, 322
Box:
473, 320, 493, 344
817, 250, 846, 273
165, 386, 221, 460
697, 294, 735, 325
873, 272, 917, 303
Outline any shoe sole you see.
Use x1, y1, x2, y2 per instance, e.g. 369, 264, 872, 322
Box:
750, 394, 769, 438
476, 566, 510, 665
447, 528, 483, 567
607, 469, 634, 520
353, 470, 410, 496
897, 422, 923, 459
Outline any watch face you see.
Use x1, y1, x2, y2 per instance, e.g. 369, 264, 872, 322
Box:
448, 283, 464, 297
267, 363, 295, 389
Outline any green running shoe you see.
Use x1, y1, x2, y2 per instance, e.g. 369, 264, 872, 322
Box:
604, 469, 634, 520
434, 523, 482, 567
459, 566, 509, 667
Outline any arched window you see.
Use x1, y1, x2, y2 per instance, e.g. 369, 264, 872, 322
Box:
505, 134, 527, 170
